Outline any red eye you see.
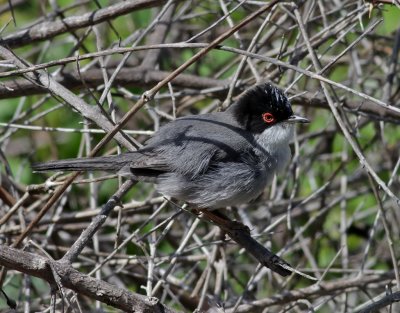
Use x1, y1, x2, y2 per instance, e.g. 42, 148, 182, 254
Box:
262, 112, 275, 124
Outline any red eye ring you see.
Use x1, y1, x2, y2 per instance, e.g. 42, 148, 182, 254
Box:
262, 112, 275, 124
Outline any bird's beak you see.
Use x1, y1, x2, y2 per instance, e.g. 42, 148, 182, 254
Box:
286, 115, 310, 124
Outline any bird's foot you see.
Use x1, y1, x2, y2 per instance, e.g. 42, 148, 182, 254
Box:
191, 208, 201, 216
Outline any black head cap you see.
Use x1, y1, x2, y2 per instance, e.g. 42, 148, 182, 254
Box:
229, 83, 295, 134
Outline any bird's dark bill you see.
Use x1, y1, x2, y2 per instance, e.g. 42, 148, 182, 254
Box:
286, 115, 310, 123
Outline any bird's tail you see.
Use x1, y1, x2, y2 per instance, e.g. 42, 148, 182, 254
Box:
32, 153, 136, 173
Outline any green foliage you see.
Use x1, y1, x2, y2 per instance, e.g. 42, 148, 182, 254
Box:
0, 98, 21, 122
8, 157, 33, 185
328, 65, 348, 82
379, 7, 400, 34
317, 238, 337, 267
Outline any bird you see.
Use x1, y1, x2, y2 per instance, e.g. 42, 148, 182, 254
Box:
33, 83, 309, 210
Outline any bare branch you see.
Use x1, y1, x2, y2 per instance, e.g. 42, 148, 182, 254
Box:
0, 245, 179, 313
0, 0, 173, 48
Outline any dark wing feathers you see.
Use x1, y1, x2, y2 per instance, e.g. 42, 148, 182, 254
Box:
33, 112, 256, 181
32, 154, 137, 172
140, 113, 255, 176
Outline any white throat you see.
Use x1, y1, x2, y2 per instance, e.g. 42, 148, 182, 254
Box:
254, 122, 295, 173
256, 123, 294, 148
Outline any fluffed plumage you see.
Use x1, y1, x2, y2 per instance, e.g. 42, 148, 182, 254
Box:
33, 83, 309, 208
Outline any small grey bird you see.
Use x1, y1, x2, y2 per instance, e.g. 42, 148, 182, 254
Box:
33, 83, 309, 209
